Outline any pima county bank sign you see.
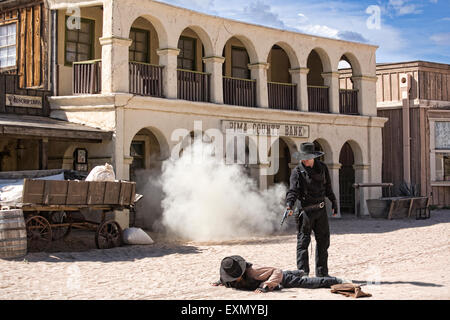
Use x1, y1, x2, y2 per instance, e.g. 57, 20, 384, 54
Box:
222, 120, 309, 138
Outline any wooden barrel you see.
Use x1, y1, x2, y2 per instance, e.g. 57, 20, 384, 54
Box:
0, 209, 27, 259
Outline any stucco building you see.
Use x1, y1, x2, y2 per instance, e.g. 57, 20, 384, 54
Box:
1, 0, 388, 226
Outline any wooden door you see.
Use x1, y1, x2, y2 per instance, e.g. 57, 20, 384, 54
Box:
339, 142, 355, 214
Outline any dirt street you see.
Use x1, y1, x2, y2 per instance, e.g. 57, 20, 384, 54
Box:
0, 210, 449, 300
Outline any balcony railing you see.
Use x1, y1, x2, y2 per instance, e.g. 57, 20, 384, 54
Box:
307, 85, 329, 113
268, 81, 297, 111
72, 59, 102, 95
129, 61, 164, 97
339, 89, 359, 115
223, 76, 256, 108
177, 69, 211, 102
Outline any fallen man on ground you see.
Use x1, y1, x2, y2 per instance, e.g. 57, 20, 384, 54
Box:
211, 255, 351, 293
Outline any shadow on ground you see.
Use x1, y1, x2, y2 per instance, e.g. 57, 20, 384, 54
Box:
352, 280, 443, 288
21, 229, 202, 263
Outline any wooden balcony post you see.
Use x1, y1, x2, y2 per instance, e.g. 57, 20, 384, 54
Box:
157, 48, 180, 99
203, 56, 225, 104
321, 71, 340, 114
289, 67, 309, 112
248, 62, 269, 108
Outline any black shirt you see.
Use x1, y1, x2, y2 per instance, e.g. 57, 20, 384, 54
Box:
285, 159, 337, 208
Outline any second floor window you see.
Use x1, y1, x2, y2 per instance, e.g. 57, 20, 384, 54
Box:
231, 47, 250, 79
177, 36, 196, 70
65, 17, 94, 65
129, 28, 149, 63
0, 23, 16, 68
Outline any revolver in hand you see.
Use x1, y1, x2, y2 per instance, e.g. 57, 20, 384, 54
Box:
280, 202, 302, 227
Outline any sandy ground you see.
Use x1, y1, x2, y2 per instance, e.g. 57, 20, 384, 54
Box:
0, 210, 449, 300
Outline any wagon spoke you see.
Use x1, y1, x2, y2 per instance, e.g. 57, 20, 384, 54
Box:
25, 215, 52, 252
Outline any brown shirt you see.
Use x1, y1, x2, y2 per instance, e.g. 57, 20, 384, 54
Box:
245, 265, 283, 290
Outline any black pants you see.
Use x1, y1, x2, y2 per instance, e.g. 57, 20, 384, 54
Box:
281, 270, 340, 289
296, 207, 330, 276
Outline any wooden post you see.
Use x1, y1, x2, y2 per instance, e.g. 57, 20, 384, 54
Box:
39, 138, 48, 170
401, 74, 412, 185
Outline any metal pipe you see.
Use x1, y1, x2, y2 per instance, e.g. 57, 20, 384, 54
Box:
50, 9, 58, 96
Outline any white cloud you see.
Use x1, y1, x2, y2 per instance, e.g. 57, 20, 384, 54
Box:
159, 0, 415, 63
430, 32, 450, 46
297, 24, 339, 38
386, 0, 423, 16
240, 1, 286, 29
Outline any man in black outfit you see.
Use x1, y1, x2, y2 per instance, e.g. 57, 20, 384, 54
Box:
285, 142, 338, 278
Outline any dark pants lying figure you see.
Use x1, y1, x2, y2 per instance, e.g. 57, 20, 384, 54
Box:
212, 255, 350, 293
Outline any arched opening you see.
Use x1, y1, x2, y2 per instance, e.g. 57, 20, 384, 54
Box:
339, 142, 355, 214
176, 27, 211, 102
267, 138, 294, 188
129, 128, 163, 181
129, 127, 167, 231
307, 49, 329, 113
267, 44, 297, 110
338, 54, 359, 115
128, 16, 164, 97
225, 135, 258, 179
313, 140, 326, 162
222, 36, 256, 107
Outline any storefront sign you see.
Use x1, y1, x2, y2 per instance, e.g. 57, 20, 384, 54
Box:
5, 94, 42, 109
222, 120, 309, 138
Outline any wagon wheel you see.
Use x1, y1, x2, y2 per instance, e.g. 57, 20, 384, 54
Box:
49, 211, 72, 241
95, 220, 122, 249
26, 215, 52, 252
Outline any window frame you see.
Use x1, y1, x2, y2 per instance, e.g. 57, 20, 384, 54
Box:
231, 46, 250, 79
177, 35, 197, 71
129, 27, 150, 64
64, 16, 95, 67
0, 21, 18, 71
429, 118, 450, 185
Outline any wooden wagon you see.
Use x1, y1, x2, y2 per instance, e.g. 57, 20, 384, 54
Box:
20, 178, 136, 251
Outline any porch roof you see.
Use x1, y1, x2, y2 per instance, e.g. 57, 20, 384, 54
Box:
0, 114, 112, 142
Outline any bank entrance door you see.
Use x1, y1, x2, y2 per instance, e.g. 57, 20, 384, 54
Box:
339, 142, 355, 214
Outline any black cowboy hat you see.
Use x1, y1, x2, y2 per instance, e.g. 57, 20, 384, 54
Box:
220, 255, 248, 283
293, 142, 324, 161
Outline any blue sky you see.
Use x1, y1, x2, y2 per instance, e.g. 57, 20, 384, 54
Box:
158, 0, 450, 64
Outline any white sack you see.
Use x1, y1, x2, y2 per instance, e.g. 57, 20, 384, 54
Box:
122, 227, 154, 245
85, 163, 115, 182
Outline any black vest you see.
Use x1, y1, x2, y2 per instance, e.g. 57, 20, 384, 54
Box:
297, 160, 327, 204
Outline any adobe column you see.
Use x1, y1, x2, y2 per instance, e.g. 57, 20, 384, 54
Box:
99, 36, 132, 94
203, 56, 225, 104
352, 75, 378, 116
321, 71, 340, 114
326, 162, 342, 218
249, 62, 269, 108
289, 67, 309, 112
157, 48, 180, 99
354, 163, 371, 216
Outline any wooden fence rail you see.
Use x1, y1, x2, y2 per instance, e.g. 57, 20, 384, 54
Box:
307, 86, 329, 113
268, 82, 297, 111
339, 89, 359, 115
129, 62, 164, 97
223, 76, 256, 107
177, 69, 210, 102
72, 59, 102, 95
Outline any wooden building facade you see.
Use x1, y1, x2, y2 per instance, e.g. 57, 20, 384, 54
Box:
0, 0, 49, 90
373, 61, 449, 206
0, 0, 112, 173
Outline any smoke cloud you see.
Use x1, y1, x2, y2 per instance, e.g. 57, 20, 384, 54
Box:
155, 139, 287, 241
